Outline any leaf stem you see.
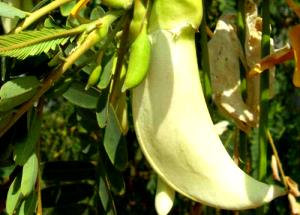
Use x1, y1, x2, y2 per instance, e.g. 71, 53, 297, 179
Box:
257, 0, 271, 181
256, 1, 271, 214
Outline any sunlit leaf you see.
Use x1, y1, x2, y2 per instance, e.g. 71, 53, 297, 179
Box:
103, 104, 128, 171
59, 0, 76, 16
114, 93, 128, 134
0, 2, 29, 19
21, 153, 39, 196
16, 191, 37, 215
0, 76, 40, 112
0, 28, 77, 59
97, 55, 116, 89
6, 173, 23, 215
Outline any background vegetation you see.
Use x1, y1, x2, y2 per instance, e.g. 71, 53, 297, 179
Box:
0, 0, 299, 214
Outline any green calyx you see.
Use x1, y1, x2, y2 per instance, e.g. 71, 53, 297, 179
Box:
148, 0, 203, 32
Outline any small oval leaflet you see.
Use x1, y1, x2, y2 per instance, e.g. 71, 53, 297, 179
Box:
63, 82, 98, 109
21, 153, 39, 197
0, 76, 40, 112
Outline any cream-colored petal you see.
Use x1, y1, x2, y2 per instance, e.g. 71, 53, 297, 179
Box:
132, 29, 286, 210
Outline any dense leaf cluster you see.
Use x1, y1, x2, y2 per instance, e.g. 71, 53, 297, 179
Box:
0, 0, 299, 214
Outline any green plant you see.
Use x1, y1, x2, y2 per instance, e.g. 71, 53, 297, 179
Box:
0, 0, 299, 215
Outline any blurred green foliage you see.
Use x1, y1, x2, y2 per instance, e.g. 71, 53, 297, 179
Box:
0, 0, 300, 214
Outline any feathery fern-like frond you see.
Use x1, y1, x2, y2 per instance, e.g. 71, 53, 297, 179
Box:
0, 28, 82, 59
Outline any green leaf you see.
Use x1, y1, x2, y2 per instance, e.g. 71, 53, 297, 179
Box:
98, 174, 116, 215
0, 76, 40, 112
21, 153, 38, 196
63, 82, 98, 109
97, 55, 116, 89
16, 191, 37, 215
97, 155, 117, 215
59, 0, 76, 16
6, 173, 23, 215
103, 153, 125, 195
96, 87, 109, 128
45, 76, 73, 98
14, 110, 41, 165
0, 164, 16, 178
103, 104, 128, 171
44, 17, 61, 29
0, 2, 29, 19
90, 6, 106, 20
0, 28, 77, 59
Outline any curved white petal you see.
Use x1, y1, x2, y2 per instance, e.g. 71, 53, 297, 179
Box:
132, 29, 286, 210
155, 177, 175, 215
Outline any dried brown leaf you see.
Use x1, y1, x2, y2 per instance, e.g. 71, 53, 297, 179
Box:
288, 193, 300, 215
286, 176, 300, 197
271, 155, 281, 181
208, 14, 255, 132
